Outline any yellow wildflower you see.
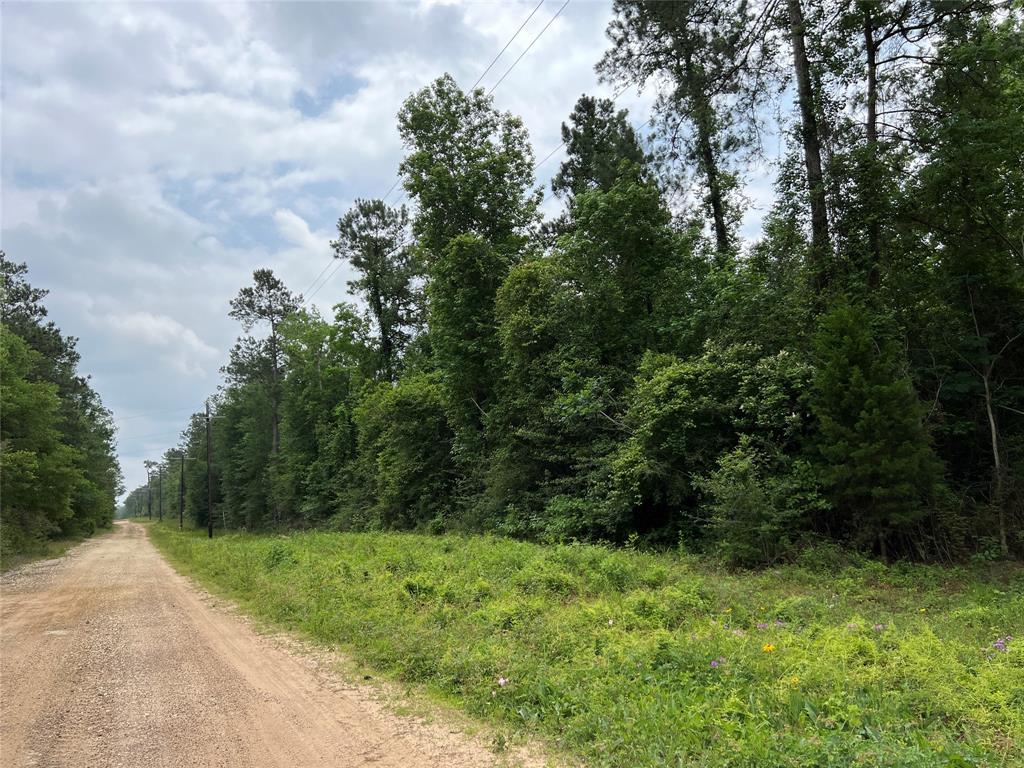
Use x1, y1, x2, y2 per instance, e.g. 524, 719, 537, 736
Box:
762, 643, 776, 653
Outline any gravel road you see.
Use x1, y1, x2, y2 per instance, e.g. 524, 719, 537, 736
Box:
0, 521, 540, 768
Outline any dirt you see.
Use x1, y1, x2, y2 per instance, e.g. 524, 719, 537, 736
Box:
0, 521, 547, 768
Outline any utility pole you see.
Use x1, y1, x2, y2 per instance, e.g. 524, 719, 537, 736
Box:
158, 464, 163, 522
179, 452, 185, 531
146, 465, 153, 519
206, 400, 214, 539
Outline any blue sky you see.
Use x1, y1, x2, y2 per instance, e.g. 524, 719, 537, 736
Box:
2, 1, 775, 498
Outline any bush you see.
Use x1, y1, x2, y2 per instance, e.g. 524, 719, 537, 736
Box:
698, 437, 827, 566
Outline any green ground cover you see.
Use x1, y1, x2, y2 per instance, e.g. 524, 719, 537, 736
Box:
149, 524, 1023, 767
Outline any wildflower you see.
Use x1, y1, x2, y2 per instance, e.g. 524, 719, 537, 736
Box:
873, 623, 886, 632
756, 622, 769, 631
787, 675, 800, 686
497, 676, 508, 687
919, 608, 927, 614
991, 636, 1012, 653
732, 628, 746, 637
491, 690, 496, 698
774, 619, 787, 628
607, 619, 614, 627
710, 656, 726, 669
846, 622, 858, 630
762, 643, 775, 653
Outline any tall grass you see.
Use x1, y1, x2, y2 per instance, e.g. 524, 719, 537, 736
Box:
150, 524, 1023, 767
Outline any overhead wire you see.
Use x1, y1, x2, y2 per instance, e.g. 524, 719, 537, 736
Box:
472, 0, 545, 90
117, 405, 200, 421
304, 0, 570, 304
488, 0, 570, 96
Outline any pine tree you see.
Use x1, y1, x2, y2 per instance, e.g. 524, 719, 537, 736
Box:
810, 301, 941, 557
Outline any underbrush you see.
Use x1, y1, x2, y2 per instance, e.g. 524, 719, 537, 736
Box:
0, 528, 101, 572
149, 524, 1023, 767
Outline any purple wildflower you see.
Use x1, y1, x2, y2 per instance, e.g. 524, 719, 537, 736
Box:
710, 656, 726, 669
756, 622, 769, 631
991, 636, 1012, 653
873, 623, 885, 632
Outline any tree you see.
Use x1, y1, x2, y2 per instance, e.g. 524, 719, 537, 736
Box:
228, 269, 301, 457
276, 306, 370, 523
809, 301, 942, 558
397, 73, 539, 261
397, 75, 539, 493
332, 199, 421, 381
599, 0, 775, 261
350, 373, 455, 530
552, 95, 648, 199
908, 12, 1024, 554
0, 326, 79, 559
0, 255, 122, 552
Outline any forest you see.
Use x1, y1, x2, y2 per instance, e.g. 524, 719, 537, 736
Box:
0, 253, 123, 565
124, 0, 1022, 565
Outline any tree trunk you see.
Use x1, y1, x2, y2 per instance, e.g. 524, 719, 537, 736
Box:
982, 364, 1009, 556
684, 49, 731, 262
788, 0, 830, 288
370, 267, 393, 381
269, 323, 280, 456
863, 4, 881, 287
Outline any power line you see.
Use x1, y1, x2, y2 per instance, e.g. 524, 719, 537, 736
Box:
117, 405, 198, 421
303, 0, 572, 305
301, 257, 337, 298
381, 177, 402, 203
117, 428, 189, 442
488, 0, 570, 96
306, 238, 410, 303
473, 0, 545, 90
305, 257, 348, 303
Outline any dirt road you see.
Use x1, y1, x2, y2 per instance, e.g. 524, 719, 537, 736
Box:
0, 521, 538, 768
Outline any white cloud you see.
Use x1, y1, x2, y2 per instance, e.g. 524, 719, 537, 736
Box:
1, 0, 778, 498
103, 311, 219, 376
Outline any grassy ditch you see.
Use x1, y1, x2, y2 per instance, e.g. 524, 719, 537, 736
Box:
149, 524, 1023, 767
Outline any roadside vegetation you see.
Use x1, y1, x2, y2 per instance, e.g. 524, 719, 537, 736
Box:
151, 523, 1023, 767
123, 4, 1021, 566
0, 255, 122, 569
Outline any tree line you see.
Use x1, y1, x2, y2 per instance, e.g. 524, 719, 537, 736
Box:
1, 253, 123, 562
127, 0, 1021, 564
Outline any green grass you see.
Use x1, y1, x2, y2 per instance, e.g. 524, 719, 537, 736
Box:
149, 524, 1023, 767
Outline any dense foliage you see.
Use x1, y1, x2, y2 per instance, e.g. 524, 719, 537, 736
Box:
0, 253, 123, 564
129, 2, 1022, 564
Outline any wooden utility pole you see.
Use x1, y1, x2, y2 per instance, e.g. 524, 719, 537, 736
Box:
158, 465, 163, 522
146, 467, 152, 519
179, 453, 185, 531
206, 400, 214, 539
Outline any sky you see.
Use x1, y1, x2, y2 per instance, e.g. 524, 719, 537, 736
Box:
1, 0, 774, 500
